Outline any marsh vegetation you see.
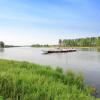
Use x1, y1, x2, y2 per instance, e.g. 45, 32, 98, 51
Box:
0, 59, 99, 100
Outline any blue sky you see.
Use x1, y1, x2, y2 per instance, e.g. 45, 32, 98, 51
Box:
0, 0, 100, 45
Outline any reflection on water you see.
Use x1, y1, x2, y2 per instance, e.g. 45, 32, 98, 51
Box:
0, 48, 4, 52
79, 47, 100, 52
96, 48, 100, 52
79, 48, 96, 51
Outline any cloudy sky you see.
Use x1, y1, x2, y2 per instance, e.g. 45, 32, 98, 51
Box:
0, 0, 100, 45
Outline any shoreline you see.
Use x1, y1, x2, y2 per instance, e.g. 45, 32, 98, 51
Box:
32, 46, 100, 48
57, 46, 100, 48
0, 59, 99, 99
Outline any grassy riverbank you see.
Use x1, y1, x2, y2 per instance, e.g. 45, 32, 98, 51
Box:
57, 46, 100, 48
0, 59, 99, 100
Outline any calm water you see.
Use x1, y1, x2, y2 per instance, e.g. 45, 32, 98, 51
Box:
0, 47, 100, 96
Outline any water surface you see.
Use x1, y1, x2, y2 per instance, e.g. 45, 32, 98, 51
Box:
0, 47, 100, 96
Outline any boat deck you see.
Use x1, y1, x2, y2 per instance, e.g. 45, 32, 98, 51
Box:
42, 49, 76, 54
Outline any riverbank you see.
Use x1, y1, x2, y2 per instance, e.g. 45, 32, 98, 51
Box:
0, 59, 99, 100
56, 46, 100, 48
31, 46, 100, 49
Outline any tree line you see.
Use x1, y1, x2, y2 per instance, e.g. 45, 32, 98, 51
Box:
31, 44, 51, 47
59, 36, 100, 47
0, 41, 20, 48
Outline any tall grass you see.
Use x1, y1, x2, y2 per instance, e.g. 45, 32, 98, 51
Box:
0, 59, 99, 100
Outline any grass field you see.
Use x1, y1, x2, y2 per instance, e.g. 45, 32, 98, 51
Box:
0, 59, 99, 100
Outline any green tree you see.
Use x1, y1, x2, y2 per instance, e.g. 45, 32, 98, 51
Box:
58, 39, 62, 47
96, 37, 100, 46
59, 36, 100, 47
0, 41, 5, 48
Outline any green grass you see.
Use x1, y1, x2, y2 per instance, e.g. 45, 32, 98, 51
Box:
0, 59, 99, 100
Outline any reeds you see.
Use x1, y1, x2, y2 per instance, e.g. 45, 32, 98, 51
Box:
0, 59, 99, 100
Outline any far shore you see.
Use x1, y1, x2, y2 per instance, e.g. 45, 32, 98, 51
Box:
59, 46, 100, 48
31, 46, 100, 48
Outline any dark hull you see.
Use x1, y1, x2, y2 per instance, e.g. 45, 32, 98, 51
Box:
43, 49, 76, 54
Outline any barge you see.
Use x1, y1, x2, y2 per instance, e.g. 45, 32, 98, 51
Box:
42, 49, 76, 54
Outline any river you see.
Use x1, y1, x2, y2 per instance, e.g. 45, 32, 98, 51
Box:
0, 47, 100, 96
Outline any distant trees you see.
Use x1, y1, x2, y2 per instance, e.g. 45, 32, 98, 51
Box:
31, 44, 50, 47
0, 41, 5, 48
58, 37, 100, 47
58, 39, 62, 47
96, 37, 100, 46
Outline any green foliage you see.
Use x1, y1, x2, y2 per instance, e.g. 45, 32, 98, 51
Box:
96, 37, 100, 46
0, 59, 99, 100
0, 41, 5, 48
31, 44, 51, 47
59, 36, 100, 47
55, 67, 63, 73
0, 96, 3, 100
58, 39, 62, 47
